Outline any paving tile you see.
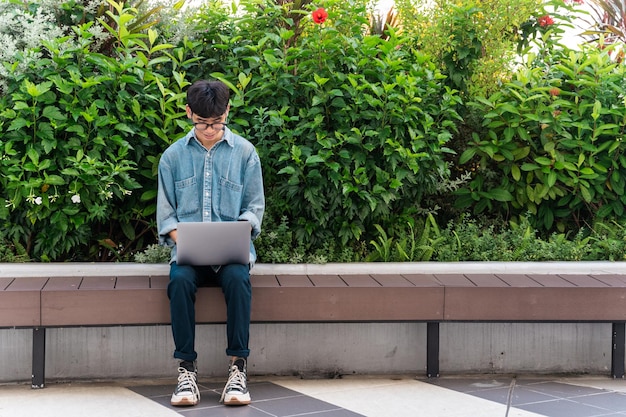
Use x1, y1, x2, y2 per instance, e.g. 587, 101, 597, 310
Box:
516, 398, 612, 417
575, 392, 626, 412
177, 405, 270, 416
467, 386, 561, 405
425, 377, 626, 416
251, 395, 342, 415
521, 381, 611, 398
130, 380, 364, 417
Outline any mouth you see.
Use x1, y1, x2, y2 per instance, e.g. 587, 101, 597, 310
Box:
196, 130, 219, 139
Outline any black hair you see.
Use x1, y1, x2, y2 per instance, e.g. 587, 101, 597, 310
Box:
186, 80, 230, 118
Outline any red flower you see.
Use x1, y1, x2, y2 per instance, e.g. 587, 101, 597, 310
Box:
312, 7, 328, 24
538, 15, 555, 27
549, 87, 561, 96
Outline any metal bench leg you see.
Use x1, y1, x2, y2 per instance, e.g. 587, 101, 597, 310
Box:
612, 323, 625, 379
427, 322, 440, 378
32, 327, 46, 389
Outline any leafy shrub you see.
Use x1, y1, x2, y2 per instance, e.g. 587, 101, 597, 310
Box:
457, 40, 626, 233
368, 214, 444, 262
133, 243, 170, 263
587, 220, 626, 261
433, 214, 592, 261
187, 0, 463, 249
0, 238, 29, 262
0, 3, 187, 260
397, 0, 543, 98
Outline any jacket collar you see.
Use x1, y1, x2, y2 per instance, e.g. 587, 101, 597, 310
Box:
184, 127, 234, 148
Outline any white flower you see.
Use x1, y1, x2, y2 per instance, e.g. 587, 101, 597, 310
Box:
34, 196, 42, 205
71, 194, 81, 204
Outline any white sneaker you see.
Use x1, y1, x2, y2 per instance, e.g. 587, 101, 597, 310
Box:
171, 366, 200, 406
220, 358, 251, 405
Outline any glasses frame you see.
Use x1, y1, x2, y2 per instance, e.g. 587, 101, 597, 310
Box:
190, 112, 228, 131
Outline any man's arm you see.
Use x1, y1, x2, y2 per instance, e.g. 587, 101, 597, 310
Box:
157, 156, 179, 246
239, 150, 265, 239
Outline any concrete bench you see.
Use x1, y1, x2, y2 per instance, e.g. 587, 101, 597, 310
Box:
1, 262, 625, 388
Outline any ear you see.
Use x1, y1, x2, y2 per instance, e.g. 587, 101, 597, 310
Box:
185, 104, 192, 119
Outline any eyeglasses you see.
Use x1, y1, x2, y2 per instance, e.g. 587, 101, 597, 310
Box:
190, 112, 227, 131
193, 121, 228, 131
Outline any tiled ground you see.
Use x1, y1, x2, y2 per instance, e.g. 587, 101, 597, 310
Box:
4, 375, 626, 417
426, 376, 626, 417
129, 380, 365, 417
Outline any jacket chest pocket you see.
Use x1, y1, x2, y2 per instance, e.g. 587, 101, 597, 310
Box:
217, 177, 243, 220
175, 176, 200, 218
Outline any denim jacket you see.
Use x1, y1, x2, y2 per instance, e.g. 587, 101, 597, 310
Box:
157, 127, 265, 265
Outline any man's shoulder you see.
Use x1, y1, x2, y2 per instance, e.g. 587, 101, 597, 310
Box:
227, 130, 257, 153
162, 133, 192, 154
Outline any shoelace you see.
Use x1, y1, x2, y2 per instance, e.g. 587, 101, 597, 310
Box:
176, 367, 200, 400
219, 364, 246, 402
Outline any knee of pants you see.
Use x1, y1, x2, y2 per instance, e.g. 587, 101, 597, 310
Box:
220, 264, 251, 293
168, 264, 197, 299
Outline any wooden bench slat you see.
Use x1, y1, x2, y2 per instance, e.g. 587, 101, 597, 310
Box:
0, 277, 14, 291
495, 274, 542, 287
41, 277, 82, 291
251, 287, 444, 321
150, 275, 169, 289
80, 276, 116, 290
0, 277, 45, 327
42, 289, 171, 326
308, 275, 347, 287
115, 276, 150, 289
276, 275, 313, 287
444, 287, 626, 321
558, 274, 609, 287
525, 274, 574, 287
6, 277, 49, 291
340, 274, 381, 287
402, 274, 442, 287
433, 274, 475, 287
464, 274, 509, 287
371, 274, 414, 287
592, 274, 626, 287
250, 274, 280, 287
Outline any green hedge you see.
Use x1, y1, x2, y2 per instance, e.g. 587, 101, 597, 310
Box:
0, 0, 625, 262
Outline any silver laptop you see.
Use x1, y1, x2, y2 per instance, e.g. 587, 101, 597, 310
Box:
176, 221, 251, 266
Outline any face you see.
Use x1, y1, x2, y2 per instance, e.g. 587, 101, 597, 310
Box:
186, 105, 229, 142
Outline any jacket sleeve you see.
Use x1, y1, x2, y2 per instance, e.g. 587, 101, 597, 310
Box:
156, 153, 178, 247
238, 149, 265, 240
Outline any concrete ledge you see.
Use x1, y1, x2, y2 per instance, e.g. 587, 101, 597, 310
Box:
1, 261, 625, 277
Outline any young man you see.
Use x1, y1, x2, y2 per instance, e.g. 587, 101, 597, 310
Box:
156, 80, 265, 407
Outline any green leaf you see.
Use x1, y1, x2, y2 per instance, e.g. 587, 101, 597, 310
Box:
459, 148, 476, 164
43, 106, 65, 121
44, 175, 66, 186
488, 188, 513, 202
27, 147, 39, 166
305, 155, 325, 164
580, 185, 592, 202
535, 157, 552, 166
511, 164, 521, 181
